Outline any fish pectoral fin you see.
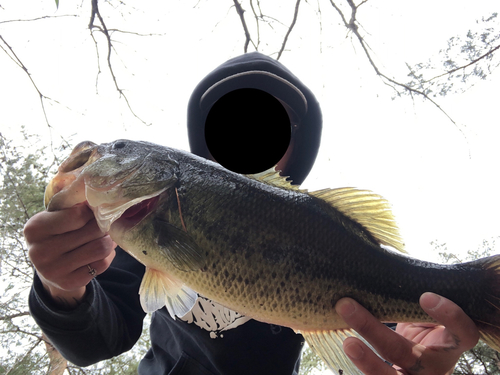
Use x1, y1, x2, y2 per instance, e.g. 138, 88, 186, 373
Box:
310, 188, 406, 253
301, 329, 367, 375
153, 219, 206, 272
139, 267, 197, 317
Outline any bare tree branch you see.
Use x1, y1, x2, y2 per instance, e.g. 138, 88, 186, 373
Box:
0, 169, 30, 222
276, 0, 301, 60
90, 30, 103, 94
314, 0, 324, 54
88, 0, 150, 125
43, 333, 68, 375
0, 35, 55, 130
0, 16, 82, 149
424, 42, 500, 83
0, 311, 30, 321
249, 0, 262, 50
4, 337, 43, 375
2, 257, 33, 278
0, 14, 77, 25
106, 29, 166, 37
232, 0, 255, 53
329, 0, 459, 128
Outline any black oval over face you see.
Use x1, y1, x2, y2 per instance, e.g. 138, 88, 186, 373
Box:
205, 88, 291, 175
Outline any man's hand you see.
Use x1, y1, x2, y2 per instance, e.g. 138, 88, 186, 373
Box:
25, 204, 116, 309
335, 293, 480, 375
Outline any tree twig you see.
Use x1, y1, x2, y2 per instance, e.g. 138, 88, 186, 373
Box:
0, 311, 30, 321
249, 0, 262, 50
232, 0, 255, 53
328, 0, 459, 128
424, 42, 500, 83
4, 337, 43, 375
277, 0, 301, 60
88, 0, 149, 125
0, 35, 55, 130
0, 14, 78, 25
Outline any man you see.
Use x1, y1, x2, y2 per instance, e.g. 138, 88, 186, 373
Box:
26, 52, 478, 374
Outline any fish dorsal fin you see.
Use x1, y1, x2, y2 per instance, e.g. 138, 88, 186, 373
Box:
246, 167, 306, 192
310, 188, 406, 253
139, 267, 197, 316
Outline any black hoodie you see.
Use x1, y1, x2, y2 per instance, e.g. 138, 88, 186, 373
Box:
188, 52, 322, 185
29, 53, 323, 375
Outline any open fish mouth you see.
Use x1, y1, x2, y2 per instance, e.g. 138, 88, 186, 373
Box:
44, 140, 171, 232
93, 189, 166, 232
116, 195, 161, 228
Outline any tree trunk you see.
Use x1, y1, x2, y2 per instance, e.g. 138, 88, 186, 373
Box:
43, 333, 67, 375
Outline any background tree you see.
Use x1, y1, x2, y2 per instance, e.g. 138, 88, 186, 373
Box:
405, 12, 500, 99
1, 1, 499, 131
0, 132, 150, 374
299, 343, 328, 375
437, 238, 500, 375
1, 1, 499, 374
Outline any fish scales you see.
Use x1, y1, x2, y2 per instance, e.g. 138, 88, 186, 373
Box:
159, 156, 484, 328
44, 139, 500, 375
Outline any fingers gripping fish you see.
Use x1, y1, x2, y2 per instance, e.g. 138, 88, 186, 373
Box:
44, 139, 500, 374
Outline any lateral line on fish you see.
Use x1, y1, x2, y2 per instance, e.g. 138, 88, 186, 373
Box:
175, 187, 187, 232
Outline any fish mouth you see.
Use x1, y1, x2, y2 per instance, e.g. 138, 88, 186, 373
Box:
114, 195, 160, 229
94, 188, 166, 232
44, 141, 100, 210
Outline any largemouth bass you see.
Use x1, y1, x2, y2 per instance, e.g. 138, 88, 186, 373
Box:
44, 139, 500, 374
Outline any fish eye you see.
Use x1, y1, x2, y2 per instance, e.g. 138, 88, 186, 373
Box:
113, 141, 127, 149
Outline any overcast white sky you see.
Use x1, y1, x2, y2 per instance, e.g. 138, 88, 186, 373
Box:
1, 0, 499, 262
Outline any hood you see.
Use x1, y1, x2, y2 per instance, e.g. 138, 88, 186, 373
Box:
187, 52, 322, 185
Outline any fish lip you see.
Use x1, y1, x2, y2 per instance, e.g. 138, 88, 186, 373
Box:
44, 142, 101, 209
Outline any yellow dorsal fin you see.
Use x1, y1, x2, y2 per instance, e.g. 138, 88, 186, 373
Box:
310, 187, 406, 253
246, 167, 306, 192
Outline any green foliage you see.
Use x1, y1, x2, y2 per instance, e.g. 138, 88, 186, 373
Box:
2, 131, 499, 374
0, 131, 53, 374
0, 132, 150, 374
299, 344, 327, 375
454, 340, 500, 375
438, 238, 500, 375
405, 12, 500, 97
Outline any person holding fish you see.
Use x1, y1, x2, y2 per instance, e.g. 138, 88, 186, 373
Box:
26, 52, 488, 375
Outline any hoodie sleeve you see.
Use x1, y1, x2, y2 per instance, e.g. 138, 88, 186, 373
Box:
28, 248, 146, 367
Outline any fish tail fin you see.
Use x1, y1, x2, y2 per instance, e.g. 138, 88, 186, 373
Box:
473, 255, 500, 352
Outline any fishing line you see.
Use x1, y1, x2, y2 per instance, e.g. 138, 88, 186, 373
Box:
175, 187, 188, 232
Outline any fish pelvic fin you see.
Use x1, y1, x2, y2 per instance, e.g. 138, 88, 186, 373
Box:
301, 329, 367, 375
139, 267, 197, 317
310, 188, 406, 253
